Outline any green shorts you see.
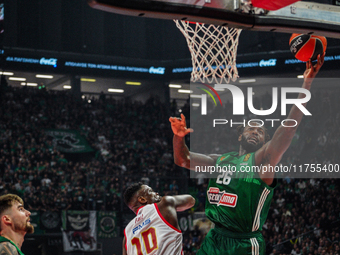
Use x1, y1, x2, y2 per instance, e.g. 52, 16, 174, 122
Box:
197, 226, 266, 255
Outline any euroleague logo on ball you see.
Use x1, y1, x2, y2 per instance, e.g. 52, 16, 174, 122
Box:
289, 37, 303, 54
289, 33, 327, 62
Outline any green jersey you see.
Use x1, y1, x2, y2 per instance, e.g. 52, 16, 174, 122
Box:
205, 151, 276, 233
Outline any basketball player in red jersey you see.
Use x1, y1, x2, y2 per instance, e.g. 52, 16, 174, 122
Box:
123, 183, 195, 255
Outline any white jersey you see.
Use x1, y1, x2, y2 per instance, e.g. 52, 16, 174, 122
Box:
124, 203, 183, 255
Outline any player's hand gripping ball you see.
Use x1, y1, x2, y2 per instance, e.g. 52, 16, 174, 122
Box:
289, 33, 327, 62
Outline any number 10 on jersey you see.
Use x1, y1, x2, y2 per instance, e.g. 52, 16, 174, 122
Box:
131, 227, 158, 254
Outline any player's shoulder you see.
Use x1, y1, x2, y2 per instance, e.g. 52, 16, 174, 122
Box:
137, 204, 155, 213
127, 205, 155, 225
0, 241, 19, 255
159, 196, 176, 205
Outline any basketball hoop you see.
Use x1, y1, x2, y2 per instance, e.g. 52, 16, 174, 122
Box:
174, 20, 241, 84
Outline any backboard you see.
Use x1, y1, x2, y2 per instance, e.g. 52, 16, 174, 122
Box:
88, 0, 340, 38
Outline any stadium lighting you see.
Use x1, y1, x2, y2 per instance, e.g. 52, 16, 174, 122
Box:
0, 72, 14, 75
27, 83, 38, 86
125, 81, 141, 85
21, 82, 37, 86
63, 85, 72, 89
108, 88, 124, 93
81, 78, 96, 82
178, 89, 192, 93
169, 84, 182, 88
9, 77, 26, 81
36, 74, 53, 79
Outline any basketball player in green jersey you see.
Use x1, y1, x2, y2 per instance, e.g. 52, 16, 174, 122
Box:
0, 194, 34, 255
169, 54, 324, 255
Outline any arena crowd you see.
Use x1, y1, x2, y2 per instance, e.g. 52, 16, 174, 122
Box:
0, 82, 339, 255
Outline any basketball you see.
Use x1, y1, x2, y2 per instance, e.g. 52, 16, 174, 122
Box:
289, 33, 327, 62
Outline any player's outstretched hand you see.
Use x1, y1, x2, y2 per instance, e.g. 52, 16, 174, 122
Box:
169, 113, 193, 137
304, 52, 325, 80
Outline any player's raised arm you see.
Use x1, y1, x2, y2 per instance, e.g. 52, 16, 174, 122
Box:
158, 195, 195, 212
172, 194, 196, 212
158, 195, 195, 211
169, 113, 218, 170
157, 195, 195, 231
256, 53, 324, 183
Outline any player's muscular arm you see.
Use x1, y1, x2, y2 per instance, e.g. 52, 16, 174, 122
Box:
256, 54, 324, 184
0, 243, 19, 255
173, 135, 217, 170
172, 195, 196, 212
170, 114, 218, 170
158, 195, 195, 230
159, 195, 195, 212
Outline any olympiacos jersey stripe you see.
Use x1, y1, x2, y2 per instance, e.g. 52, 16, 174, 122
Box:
154, 203, 182, 233
124, 229, 128, 251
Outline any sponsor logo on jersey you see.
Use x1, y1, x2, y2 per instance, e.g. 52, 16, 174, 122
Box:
243, 153, 251, 162
207, 187, 238, 207
135, 214, 144, 224
133, 218, 151, 234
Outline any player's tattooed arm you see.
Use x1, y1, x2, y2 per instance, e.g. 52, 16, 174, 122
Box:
0, 242, 19, 255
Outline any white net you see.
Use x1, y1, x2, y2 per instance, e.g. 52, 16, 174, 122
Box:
174, 20, 242, 84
